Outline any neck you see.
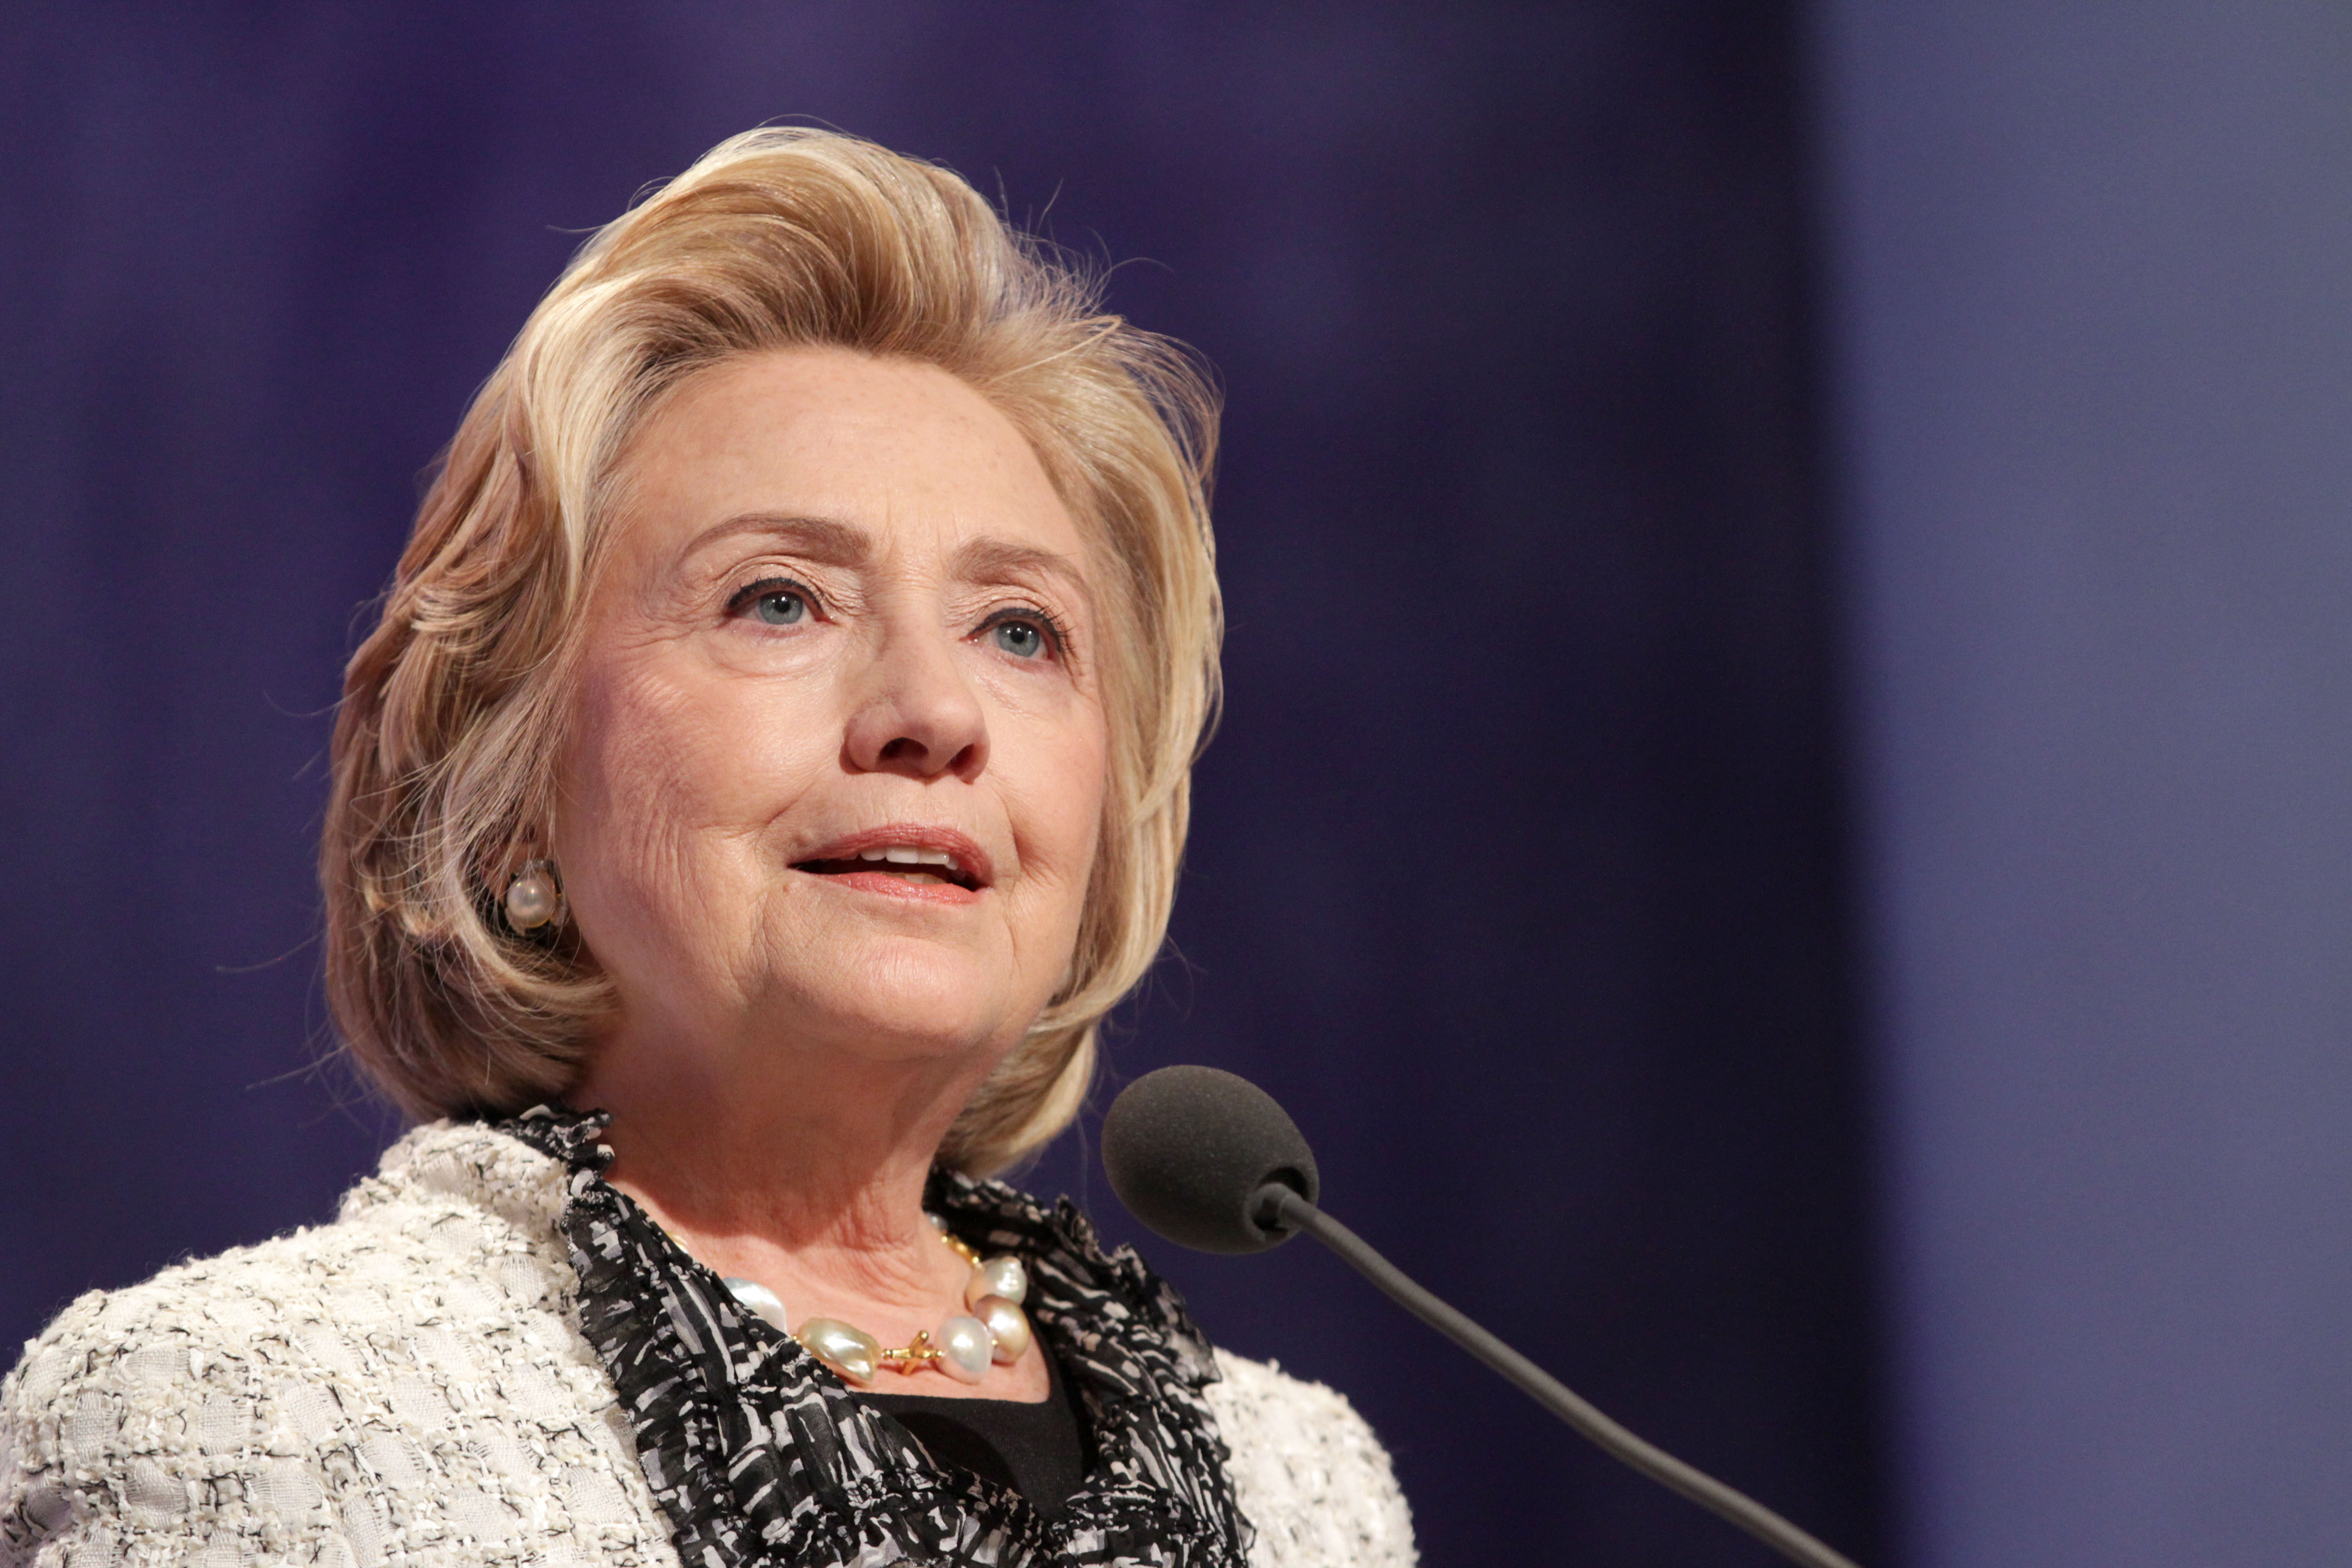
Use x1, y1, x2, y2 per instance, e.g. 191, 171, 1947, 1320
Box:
568, 1017, 1000, 1305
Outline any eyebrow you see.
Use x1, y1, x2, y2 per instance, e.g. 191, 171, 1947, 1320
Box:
684, 512, 872, 566
953, 537, 1094, 606
685, 512, 1092, 607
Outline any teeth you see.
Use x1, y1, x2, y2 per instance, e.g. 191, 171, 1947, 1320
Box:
842, 844, 968, 878
851, 845, 963, 868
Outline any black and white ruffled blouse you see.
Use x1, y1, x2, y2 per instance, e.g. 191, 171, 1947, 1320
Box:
500, 1104, 1254, 1568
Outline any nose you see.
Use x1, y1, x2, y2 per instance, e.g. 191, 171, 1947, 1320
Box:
841, 620, 989, 781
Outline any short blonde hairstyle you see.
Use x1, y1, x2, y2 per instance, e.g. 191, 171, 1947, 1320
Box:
323, 128, 1220, 1173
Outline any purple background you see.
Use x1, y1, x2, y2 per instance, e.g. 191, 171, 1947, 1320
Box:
1819, 4, 2352, 1564
0, 6, 1883, 1565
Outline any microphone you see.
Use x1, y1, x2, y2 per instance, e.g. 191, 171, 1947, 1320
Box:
1101, 1065, 1862, 1568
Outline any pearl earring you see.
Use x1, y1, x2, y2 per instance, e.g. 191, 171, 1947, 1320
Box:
503, 858, 563, 932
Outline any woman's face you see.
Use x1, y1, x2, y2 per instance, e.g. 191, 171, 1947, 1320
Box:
557, 347, 1109, 1088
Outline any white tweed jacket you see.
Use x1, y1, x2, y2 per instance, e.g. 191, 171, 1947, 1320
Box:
0, 1121, 1413, 1568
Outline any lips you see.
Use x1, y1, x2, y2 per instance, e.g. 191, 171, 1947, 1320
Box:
790, 826, 992, 896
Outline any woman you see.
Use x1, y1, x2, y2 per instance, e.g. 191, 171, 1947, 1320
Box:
0, 131, 1412, 1568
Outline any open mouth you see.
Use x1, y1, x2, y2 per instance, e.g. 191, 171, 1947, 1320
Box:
792, 844, 984, 892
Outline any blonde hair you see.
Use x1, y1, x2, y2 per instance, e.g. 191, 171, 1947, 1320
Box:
323, 128, 1220, 1172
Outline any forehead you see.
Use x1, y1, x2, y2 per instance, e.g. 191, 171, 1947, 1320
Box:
609, 346, 1087, 570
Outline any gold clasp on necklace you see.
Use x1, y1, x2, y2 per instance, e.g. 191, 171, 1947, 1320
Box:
879, 1329, 943, 1369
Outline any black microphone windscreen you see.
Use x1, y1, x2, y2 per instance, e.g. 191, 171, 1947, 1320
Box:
1101, 1066, 1321, 1254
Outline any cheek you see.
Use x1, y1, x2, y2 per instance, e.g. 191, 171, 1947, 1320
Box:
1004, 700, 1113, 917
557, 657, 830, 910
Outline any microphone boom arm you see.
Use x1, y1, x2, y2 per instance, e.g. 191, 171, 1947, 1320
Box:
1256, 1185, 1862, 1568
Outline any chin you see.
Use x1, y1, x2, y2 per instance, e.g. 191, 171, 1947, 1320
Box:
784, 937, 1031, 1064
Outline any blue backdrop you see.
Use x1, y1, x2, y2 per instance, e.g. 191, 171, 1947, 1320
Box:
1819, 5, 2352, 1564
0, 6, 1886, 1563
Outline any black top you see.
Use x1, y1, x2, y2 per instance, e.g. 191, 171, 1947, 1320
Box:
855, 1338, 1090, 1520
495, 1103, 1254, 1568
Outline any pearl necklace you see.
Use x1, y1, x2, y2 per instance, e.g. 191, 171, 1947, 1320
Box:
721, 1215, 1034, 1387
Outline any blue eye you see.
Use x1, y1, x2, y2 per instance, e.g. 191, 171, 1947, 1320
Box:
753, 590, 807, 627
993, 620, 1044, 658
